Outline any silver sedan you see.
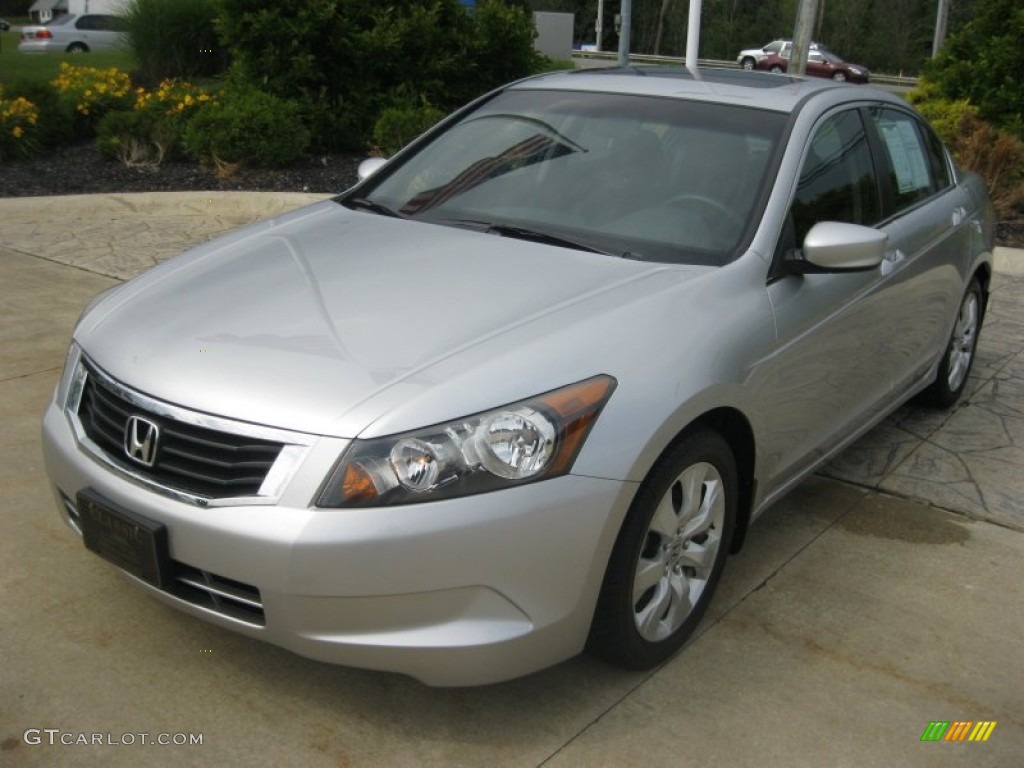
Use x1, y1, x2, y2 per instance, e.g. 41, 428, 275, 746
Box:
41, 68, 994, 685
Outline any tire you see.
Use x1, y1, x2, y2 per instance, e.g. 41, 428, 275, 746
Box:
66, 43, 88, 53
918, 277, 984, 408
770, 65, 784, 74
588, 428, 737, 670
832, 71, 847, 81
740, 57, 755, 71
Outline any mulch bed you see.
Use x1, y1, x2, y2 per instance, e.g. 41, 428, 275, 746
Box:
0, 142, 362, 198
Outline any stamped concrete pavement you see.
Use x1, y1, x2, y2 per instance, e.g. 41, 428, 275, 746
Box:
2, 193, 1022, 766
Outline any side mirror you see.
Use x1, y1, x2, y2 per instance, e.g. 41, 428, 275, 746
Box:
788, 221, 887, 274
357, 157, 388, 182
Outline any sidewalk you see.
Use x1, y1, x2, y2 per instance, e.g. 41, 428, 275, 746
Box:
2, 192, 1022, 766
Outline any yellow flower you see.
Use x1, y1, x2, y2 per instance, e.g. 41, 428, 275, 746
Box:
12, 126, 23, 138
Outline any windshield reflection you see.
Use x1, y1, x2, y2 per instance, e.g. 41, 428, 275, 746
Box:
350, 89, 786, 266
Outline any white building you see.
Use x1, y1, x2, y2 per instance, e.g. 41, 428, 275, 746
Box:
29, 0, 124, 23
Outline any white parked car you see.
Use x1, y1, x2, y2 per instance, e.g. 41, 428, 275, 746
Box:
737, 39, 822, 70
19, 14, 126, 53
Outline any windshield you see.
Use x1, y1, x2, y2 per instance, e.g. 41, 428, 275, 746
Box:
351, 89, 787, 266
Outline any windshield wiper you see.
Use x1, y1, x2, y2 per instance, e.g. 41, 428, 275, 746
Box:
486, 224, 611, 254
440, 218, 634, 258
342, 197, 406, 218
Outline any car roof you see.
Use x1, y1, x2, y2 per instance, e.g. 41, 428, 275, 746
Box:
510, 67, 897, 115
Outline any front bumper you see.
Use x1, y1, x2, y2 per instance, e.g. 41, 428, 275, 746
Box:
42, 397, 634, 686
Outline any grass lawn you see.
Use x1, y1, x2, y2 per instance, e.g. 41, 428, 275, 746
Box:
1, 29, 135, 86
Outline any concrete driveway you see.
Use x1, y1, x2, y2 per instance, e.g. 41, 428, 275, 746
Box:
2, 193, 1022, 766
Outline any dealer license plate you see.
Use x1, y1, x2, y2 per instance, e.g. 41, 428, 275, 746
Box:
78, 491, 172, 588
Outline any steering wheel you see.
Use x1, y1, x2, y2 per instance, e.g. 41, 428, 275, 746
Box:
666, 194, 746, 231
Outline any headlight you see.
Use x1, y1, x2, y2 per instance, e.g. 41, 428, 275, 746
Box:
317, 375, 617, 507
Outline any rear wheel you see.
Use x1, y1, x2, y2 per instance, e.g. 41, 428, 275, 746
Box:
588, 429, 736, 669
66, 42, 88, 53
832, 71, 847, 81
919, 277, 984, 407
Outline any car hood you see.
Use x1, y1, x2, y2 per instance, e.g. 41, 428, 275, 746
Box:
77, 201, 684, 437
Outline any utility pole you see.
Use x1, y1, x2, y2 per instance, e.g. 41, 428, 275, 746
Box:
790, 0, 820, 77
617, 0, 632, 67
685, 0, 703, 69
932, 0, 951, 57
596, 0, 604, 52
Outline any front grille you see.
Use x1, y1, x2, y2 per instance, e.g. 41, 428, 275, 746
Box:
77, 362, 284, 499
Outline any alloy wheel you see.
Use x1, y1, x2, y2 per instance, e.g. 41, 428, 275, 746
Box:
632, 461, 725, 642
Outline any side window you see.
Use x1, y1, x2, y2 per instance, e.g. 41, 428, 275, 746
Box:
869, 108, 942, 212
76, 16, 95, 29
95, 15, 127, 31
923, 122, 953, 190
790, 109, 880, 245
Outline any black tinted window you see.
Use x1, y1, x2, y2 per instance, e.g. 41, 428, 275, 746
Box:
791, 110, 880, 243
77, 15, 125, 31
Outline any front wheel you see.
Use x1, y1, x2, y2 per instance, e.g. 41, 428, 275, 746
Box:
832, 71, 847, 81
588, 429, 736, 669
919, 277, 984, 408
740, 57, 755, 70
770, 64, 784, 74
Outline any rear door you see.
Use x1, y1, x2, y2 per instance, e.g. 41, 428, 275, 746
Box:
77, 15, 124, 51
863, 106, 970, 397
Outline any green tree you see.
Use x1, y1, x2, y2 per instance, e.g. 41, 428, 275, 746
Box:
214, 0, 540, 151
926, 0, 1024, 137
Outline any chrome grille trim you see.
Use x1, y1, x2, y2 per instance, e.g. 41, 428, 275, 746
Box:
66, 356, 315, 507
171, 565, 266, 626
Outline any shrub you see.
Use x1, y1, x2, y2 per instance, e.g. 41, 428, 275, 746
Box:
95, 78, 219, 167
214, 0, 541, 151
925, 0, 1024, 139
181, 88, 309, 168
96, 109, 178, 166
120, 0, 228, 85
2, 79, 75, 149
50, 63, 134, 135
0, 88, 40, 161
910, 83, 1024, 219
372, 101, 446, 156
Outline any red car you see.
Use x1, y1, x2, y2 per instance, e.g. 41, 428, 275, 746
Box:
757, 49, 870, 83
